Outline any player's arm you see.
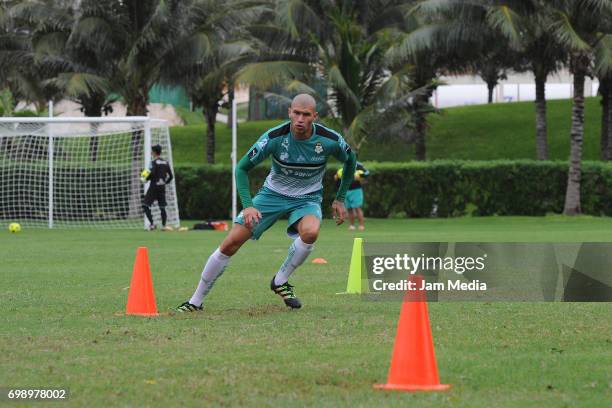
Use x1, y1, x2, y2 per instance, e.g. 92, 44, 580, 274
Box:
336, 150, 357, 203
141, 163, 154, 183
235, 135, 271, 226
235, 155, 255, 208
165, 164, 174, 184
332, 139, 357, 225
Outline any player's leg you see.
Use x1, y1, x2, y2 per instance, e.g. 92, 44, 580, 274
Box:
271, 204, 322, 309
142, 188, 155, 230
274, 214, 319, 284
345, 189, 359, 230
178, 224, 252, 312
353, 188, 365, 230
348, 208, 356, 230
158, 190, 168, 228
179, 189, 285, 312
356, 207, 365, 230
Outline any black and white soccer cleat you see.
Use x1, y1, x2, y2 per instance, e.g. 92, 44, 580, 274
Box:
270, 277, 302, 309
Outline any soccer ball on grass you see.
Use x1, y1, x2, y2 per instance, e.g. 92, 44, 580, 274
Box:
8, 223, 21, 233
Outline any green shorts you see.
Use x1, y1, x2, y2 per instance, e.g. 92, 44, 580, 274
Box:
345, 188, 364, 209
234, 187, 322, 240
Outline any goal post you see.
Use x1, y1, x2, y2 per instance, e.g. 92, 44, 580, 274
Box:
0, 117, 180, 229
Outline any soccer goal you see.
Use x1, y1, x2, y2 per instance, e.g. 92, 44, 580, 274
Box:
0, 117, 180, 229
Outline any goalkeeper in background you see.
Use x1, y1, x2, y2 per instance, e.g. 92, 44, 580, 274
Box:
335, 161, 369, 231
141, 144, 173, 231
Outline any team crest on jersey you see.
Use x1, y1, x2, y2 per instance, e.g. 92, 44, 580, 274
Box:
248, 147, 258, 159
314, 142, 323, 154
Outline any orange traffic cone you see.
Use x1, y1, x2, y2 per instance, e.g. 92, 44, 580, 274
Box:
126, 247, 159, 316
311, 258, 328, 264
374, 275, 450, 392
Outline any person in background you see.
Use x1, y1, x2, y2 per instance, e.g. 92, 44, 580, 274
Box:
335, 161, 369, 231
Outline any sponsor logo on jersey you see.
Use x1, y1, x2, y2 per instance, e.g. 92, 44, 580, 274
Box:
297, 155, 306, 162
248, 147, 259, 159
314, 142, 323, 154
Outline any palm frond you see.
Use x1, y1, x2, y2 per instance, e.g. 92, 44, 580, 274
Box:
236, 60, 311, 88
549, 11, 591, 52
594, 33, 612, 77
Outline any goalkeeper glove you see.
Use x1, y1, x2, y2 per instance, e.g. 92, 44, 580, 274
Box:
140, 169, 150, 183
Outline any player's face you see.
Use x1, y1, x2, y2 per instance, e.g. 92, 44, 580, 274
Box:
288, 104, 318, 136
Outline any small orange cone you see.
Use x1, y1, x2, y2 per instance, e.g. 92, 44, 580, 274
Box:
374, 275, 450, 392
126, 247, 159, 316
311, 258, 328, 264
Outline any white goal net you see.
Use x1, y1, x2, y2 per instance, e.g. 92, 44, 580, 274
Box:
0, 117, 180, 229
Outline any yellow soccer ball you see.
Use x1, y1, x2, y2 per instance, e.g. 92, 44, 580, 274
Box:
141, 169, 151, 178
8, 222, 21, 233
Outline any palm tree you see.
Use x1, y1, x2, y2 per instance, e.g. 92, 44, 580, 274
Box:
238, 0, 419, 154
600, 75, 611, 159
161, 0, 256, 164
0, 0, 67, 113
388, 0, 527, 160
593, 12, 612, 160
67, 0, 189, 117
548, 0, 612, 215
515, 2, 567, 160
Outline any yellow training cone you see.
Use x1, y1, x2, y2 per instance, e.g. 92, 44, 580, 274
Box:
337, 238, 366, 294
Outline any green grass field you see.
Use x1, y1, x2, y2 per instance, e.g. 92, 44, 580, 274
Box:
1, 217, 610, 407
170, 98, 605, 165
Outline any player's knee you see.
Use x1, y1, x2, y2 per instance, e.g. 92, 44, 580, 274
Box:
219, 241, 239, 256
300, 228, 319, 244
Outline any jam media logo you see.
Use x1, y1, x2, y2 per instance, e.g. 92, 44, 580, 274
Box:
248, 147, 258, 159
314, 142, 323, 154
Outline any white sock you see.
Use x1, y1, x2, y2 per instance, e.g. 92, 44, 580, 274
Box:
274, 237, 314, 286
189, 248, 230, 306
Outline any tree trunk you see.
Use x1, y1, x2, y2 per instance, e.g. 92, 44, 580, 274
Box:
204, 105, 218, 164
563, 63, 587, 215
127, 94, 148, 161
487, 82, 495, 104
534, 74, 549, 160
600, 77, 611, 160
414, 95, 428, 161
227, 83, 234, 128
252, 91, 261, 120
82, 98, 104, 162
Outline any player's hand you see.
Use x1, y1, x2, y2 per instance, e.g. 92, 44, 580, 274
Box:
243, 207, 262, 229
331, 200, 347, 225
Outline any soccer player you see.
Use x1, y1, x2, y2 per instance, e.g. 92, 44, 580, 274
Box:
142, 144, 174, 231
334, 161, 369, 230
177, 94, 357, 312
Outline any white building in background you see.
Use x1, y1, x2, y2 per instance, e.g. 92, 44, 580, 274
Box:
432, 69, 600, 108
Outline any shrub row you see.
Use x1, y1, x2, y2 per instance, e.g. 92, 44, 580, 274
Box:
174, 160, 612, 219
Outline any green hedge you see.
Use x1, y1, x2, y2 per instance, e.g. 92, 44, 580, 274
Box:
174, 160, 612, 219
